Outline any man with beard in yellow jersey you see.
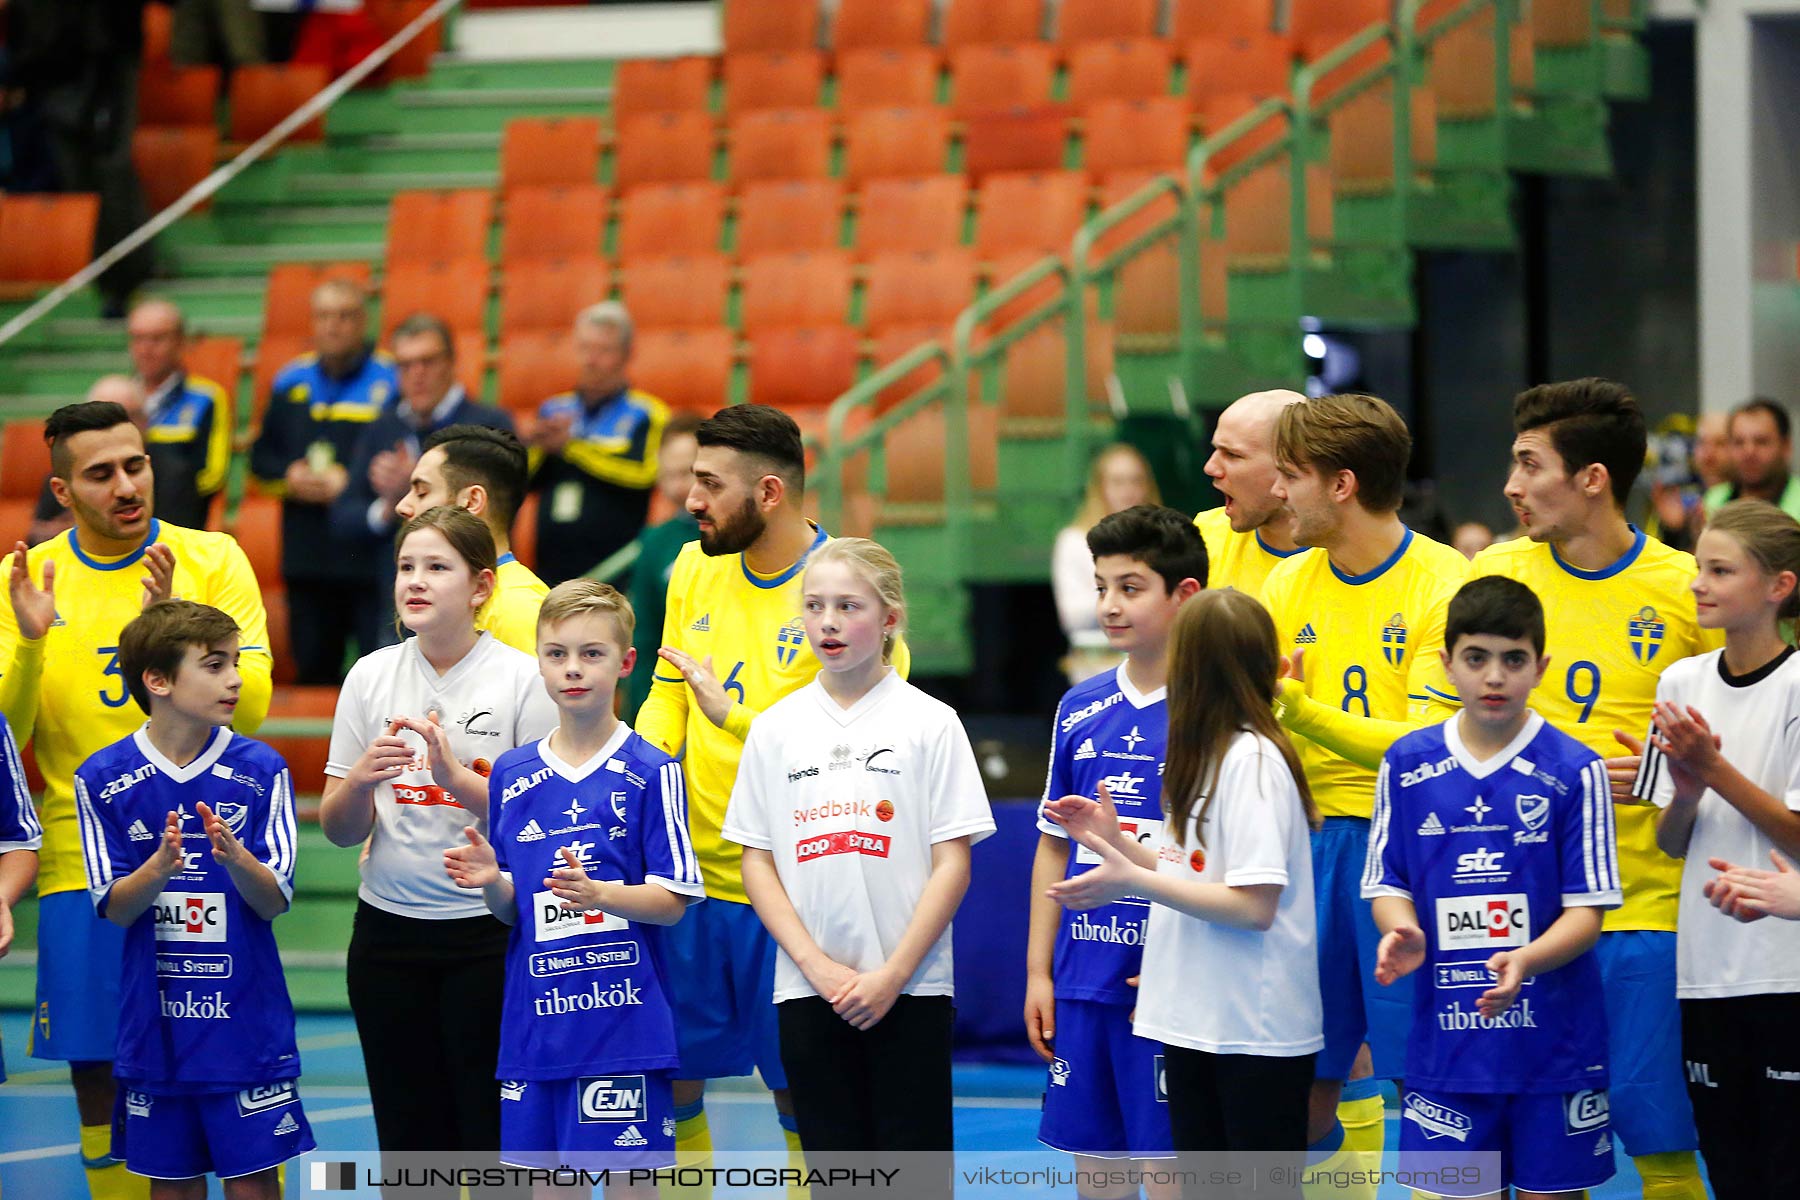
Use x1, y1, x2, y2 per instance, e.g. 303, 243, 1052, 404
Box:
1257, 394, 1467, 1198
0, 399, 271, 1200
394, 424, 547, 653
1194, 389, 1306, 597
635, 405, 908, 1196
1468, 379, 1714, 1200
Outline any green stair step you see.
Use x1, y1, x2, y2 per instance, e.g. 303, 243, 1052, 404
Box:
287, 170, 498, 202
160, 241, 385, 276
418, 59, 615, 91
397, 86, 609, 110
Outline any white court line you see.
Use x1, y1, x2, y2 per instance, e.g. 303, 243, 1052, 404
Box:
2, 1031, 363, 1086
0, 1104, 376, 1164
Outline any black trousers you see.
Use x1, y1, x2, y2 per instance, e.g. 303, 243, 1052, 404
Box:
346, 901, 519, 1199
1162, 1045, 1315, 1200
778, 994, 954, 1198
286, 576, 395, 685
1682, 993, 1800, 1199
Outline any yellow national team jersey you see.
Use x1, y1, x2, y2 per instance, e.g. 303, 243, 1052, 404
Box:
634, 525, 909, 902
0, 520, 273, 895
1193, 506, 1304, 599
1470, 529, 1721, 932
477, 554, 550, 655
1260, 529, 1467, 819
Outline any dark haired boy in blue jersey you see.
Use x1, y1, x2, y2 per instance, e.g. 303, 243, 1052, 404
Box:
73, 601, 311, 1200
444, 580, 702, 1196
1363, 577, 1620, 1199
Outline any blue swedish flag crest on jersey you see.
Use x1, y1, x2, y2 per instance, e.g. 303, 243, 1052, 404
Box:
1382, 613, 1408, 667
775, 619, 807, 667
1628, 606, 1665, 663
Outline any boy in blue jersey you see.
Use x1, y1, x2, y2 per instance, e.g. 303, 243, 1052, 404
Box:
73, 601, 311, 1199
1363, 577, 1621, 1198
1029, 505, 1206, 1194
0, 711, 41, 1089
444, 579, 702, 1190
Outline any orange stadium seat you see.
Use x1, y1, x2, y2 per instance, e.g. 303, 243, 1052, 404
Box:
1172, 0, 1276, 41
961, 107, 1068, 181
1196, 91, 1288, 173
631, 327, 736, 413
1, 422, 49, 501
380, 257, 488, 339
500, 117, 602, 191
729, 108, 832, 184
832, 0, 932, 53
615, 182, 726, 262
735, 180, 845, 257
862, 249, 978, 333
449, 332, 487, 399
263, 261, 375, 339
982, 249, 1067, 329
144, 3, 174, 63
1082, 97, 1191, 181
232, 496, 283, 590
250, 335, 308, 430
1289, 0, 1387, 58
723, 51, 825, 115
974, 170, 1088, 256
0, 500, 35, 550
842, 105, 950, 185
139, 65, 220, 128
942, 0, 1045, 50
131, 126, 220, 212
855, 175, 967, 258
184, 336, 244, 416
621, 254, 731, 329
836, 47, 940, 113
950, 43, 1056, 118
386, 189, 493, 265
0, 194, 99, 285
497, 331, 574, 413
866, 325, 951, 413
1186, 34, 1293, 103
722, 0, 818, 54
747, 326, 860, 410
511, 493, 539, 572
500, 258, 611, 335
612, 110, 716, 190
227, 64, 328, 143
611, 57, 713, 119
1096, 172, 1182, 335
1057, 0, 1158, 44
1066, 39, 1176, 111
501, 184, 607, 262
739, 251, 854, 333
367, 0, 440, 83
883, 400, 999, 502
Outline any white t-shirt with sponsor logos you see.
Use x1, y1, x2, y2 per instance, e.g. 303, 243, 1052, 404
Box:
327, 632, 560, 918
722, 669, 995, 1003
1134, 730, 1323, 1057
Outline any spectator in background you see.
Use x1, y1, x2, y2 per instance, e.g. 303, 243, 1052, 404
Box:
1648, 411, 1732, 553
526, 302, 668, 585
28, 374, 145, 546
249, 277, 399, 684
1694, 411, 1732, 493
1050, 443, 1158, 684
624, 411, 701, 718
1451, 520, 1495, 559
170, 0, 265, 70
1708, 397, 1800, 520
125, 297, 232, 528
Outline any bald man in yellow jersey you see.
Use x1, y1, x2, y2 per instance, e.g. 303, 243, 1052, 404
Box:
635, 405, 908, 1188
2, 399, 271, 1200
1193, 389, 1306, 597
1468, 380, 1714, 1200
395, 424, 548, 653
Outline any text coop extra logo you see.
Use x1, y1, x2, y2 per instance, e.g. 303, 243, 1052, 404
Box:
795, 830, 891, 863
310, 1161, 356, 1191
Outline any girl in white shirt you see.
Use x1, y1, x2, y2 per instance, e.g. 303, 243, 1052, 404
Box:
1046, 588, 1321, 1193
721, 538, 994, 1178
320, 506, 558, 1168
1635, 500, 1800, 1200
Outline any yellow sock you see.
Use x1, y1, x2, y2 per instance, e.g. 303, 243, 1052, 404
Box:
80, 1123, 147, 1200
660, 1108, 713, 1200
1633, 1150, 1708, 1200
783, 1124, 809, 1200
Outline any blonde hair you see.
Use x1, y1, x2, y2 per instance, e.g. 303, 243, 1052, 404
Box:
1274, 393, 1411, 513
1705, 500, 1800, 621
803, 538, 906, 661
537, 579, 637, 643
1072, 443, 1162, 532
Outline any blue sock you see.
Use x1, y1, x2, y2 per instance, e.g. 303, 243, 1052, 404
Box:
777, 1110, 799, 1135
1340, 1076, 1382, 1104
674, 1098, 705, 1124
1305, 1119, 1345, 1165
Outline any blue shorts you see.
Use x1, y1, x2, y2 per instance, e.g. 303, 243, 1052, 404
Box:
112, 1081, 315, 1180
1594, 929, 1697, 1156
1038, 999, 1173, 1160
1399, 1087, 1614, 1197
30, 889, 125, 1062
661, 897, 787, 1090
500, 1072, 676, 1171
1313, 817, 1411, 1081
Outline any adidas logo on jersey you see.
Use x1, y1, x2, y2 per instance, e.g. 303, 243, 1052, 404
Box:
614, 1125, 648, 1148
516, 819, 546, 842
1074, 739, 1096, 761
690, 613, 711, 632
127, 819, 153, 842
1295, 623, 1318, 645
272, 1113, 299, 1136
1417, 813, 1445, 837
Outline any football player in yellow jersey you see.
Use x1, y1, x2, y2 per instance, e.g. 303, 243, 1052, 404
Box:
1257, 394, 1468, 1193
395, 424, 548, 654
1469, 379, 1713, 1200
1194, 389, 1306, 597
635, 406, 908, 1193
0, 400, 271, 1200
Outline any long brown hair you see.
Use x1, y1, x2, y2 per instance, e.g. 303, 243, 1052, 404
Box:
1163, 589, 1318, 846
